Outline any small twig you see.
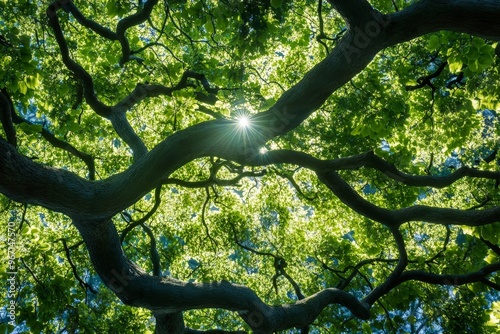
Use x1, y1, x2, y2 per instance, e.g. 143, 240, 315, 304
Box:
61, 239, 98, 294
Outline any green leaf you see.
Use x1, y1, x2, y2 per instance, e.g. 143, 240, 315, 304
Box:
17, 80, 28, 94
466, 47, 479, 60
390, 100, 405, 114
19, 122, 43, 135
205, 21, 215, 34
448, 57, 462, 73
25, 74, 40, 89
428, 35, 440, 51
271, 0, 282, 8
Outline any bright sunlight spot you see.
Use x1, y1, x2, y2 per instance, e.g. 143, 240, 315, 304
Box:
237, 115, 250, 128
259, 147, 268, 154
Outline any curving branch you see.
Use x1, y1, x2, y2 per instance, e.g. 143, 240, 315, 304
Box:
427, 225, 451, 263
46, 2, 112, 117
115, 70, 222, 113
316, 0, 330, 54
319, 256, 399, 290
3, 1, 500, 332
200, 187, 218, 249
20, 258, 47, 291
406, 61, 448, 91
61, 239, 98, 294
116, 0, 160, 66
108, 112, 148, 159
120, 185, 162, 242
232, 227, 305, 300
363, 227, 408, 306
62, 1, 118, 40
274, 169, 316, 201
73, 218, 369, 333
480, 237, 500, 256
141, 223, 161, 277
0, 90, 17, 147
47, 1, 148, 160
1, 89, 96, 179
392, 262, 500, 290
317, 170, 500, 228
164, 170, 266, 189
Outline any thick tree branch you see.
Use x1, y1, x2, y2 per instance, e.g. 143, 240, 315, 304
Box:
317, 170, 500, 228
154, 311, 248, 334
327, 0, 376, 28
383, 0, 500, 46
62, 1, 118, 40
3, 136, 500, 226
393, 262, 500, 289
72, 217, 370, 333
4, 2, 500, 331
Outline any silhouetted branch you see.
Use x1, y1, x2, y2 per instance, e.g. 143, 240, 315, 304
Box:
393, 262, 500, 289
233, 226, 304, 300
406, 61, 448, 91
2, 89, 95, 179
120, 186, 162, 242
163, 169, 266, 189
480, 236, 500, 256
63, 1, 118, 40
363, 227, 407, 305
20, 258, 47, 291
140, 224, 161, 276
47, 2, 112, 117
61, 239, 98, 294
0, 89, 17, 147
116, 0, 160, 66
317, 170, 500, 228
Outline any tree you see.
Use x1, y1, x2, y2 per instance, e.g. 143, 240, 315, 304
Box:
1, 0, 500, 332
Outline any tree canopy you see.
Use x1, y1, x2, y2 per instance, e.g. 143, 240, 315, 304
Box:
1, 0, 500, 332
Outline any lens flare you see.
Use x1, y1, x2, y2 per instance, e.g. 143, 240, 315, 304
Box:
237, 115, 250, 128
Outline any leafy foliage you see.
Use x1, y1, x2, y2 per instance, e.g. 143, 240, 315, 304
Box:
0, 0, 499, 333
